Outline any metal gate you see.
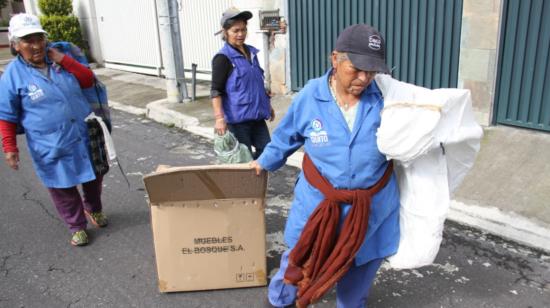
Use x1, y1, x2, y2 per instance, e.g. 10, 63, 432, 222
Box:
494, 0, 550, 132
288, 0, 463, 90
94, 0, 162, 75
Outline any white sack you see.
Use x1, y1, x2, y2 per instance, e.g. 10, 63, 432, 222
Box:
374, 74, 483, 269
375, 75, 442, 166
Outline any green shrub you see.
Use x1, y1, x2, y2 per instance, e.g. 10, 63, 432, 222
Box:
37, 0, 84, 50
38, 0, 72, 16
40, 15, 83, 48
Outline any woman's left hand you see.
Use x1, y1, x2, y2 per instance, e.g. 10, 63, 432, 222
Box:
47, 47, 65, 64
5, 152, 19, 170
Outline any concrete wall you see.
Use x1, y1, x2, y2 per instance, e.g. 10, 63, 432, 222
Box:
234, 0, 289, 94
458, 0, 502, 126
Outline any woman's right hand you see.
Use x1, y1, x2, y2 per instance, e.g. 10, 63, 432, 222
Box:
214, 118, 227, 136
5, 152, 19, 170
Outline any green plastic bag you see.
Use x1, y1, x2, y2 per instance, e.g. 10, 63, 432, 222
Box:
214, 131, 253, 164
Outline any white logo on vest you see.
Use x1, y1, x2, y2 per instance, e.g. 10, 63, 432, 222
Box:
28, 84, 45, 101
310, 118, 329, 146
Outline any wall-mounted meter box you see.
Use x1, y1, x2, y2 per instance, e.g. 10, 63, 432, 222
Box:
259, 9, 281, 31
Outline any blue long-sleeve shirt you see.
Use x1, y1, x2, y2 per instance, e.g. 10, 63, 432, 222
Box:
258, 70, 400, 265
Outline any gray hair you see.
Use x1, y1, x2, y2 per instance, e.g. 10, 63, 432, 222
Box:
335, 52, 349, 62
9, 36, 21, 43
9, 37, 20, 56
9, 33, 48, 56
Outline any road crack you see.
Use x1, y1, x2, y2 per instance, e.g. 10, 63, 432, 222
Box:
47, 264, 73, 274
21, 186, 59, 222
66, 289, 91, 308
1, 246, 23, 277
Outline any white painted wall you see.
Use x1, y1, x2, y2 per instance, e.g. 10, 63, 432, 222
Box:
21, 0, 38, 15
73, 0, 102, 63
20, 0, 289, 91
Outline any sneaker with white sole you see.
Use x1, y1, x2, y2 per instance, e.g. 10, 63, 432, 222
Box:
70, 230, 88, 246
85, 210, 108, 228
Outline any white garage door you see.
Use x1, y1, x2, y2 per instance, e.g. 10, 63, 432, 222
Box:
94, 0, 162, 75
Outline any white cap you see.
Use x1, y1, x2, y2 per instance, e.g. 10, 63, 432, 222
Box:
8, 13, 47, 40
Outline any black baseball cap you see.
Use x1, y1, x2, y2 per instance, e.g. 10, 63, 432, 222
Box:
334, 24, 389, 74
214, 7, 253, 35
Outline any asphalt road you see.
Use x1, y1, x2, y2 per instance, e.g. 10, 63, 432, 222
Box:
1, 110, 549, 308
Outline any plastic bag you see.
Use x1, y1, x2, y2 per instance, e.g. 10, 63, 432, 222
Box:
214, 131, 253, 164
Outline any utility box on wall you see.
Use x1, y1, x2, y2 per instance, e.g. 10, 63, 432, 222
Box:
259, 9, 281, 31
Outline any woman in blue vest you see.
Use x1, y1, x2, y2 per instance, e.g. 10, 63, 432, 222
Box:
211, 7, 275, 159
0, 14, 108, 247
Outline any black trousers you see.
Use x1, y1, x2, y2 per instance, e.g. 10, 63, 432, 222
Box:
228, 120, 271, 159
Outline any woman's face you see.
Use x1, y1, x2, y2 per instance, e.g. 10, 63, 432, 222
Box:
224, 20, 247, 47
332, 52, 376, 97
15, 33, 47, 67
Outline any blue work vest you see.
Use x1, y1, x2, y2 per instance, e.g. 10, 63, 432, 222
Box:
0, 56, 96, 188
217, 43, 270, 124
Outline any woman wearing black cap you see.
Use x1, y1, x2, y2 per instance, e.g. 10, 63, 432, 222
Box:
251, 24, 399, 307
211, 7, 275, 159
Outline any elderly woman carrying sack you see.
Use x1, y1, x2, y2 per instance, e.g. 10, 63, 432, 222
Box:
251, 24, 400, 307
0, 14, 108, 246
211, 7, 275, 159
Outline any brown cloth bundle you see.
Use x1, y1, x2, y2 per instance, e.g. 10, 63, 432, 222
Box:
284, 154, 394, 307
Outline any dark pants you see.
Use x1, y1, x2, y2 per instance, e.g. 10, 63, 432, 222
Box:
268, 250, 383, 307
47, 176, 103, 233
228, 120, 271, 159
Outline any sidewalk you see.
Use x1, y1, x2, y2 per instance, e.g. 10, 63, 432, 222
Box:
1, 55, 549, 253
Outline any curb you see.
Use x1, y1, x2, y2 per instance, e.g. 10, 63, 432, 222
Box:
143, 99, 306, 164
448, 201, 550, 252
110, 101, 146, 116
117, 97, 550, 254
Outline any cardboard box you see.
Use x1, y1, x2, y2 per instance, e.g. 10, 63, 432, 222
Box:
143, 164, 268, 292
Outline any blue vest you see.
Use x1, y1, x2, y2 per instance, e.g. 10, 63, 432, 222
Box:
217, 43, 270, 124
